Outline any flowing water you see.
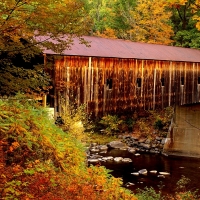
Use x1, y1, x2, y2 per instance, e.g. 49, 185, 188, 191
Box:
97, 149, 200, 196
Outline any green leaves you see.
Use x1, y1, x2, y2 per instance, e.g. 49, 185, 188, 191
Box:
0, 0, 92, 96
99, 114, 123, 135
0, 95, 137, 200
0, 65, 51, 95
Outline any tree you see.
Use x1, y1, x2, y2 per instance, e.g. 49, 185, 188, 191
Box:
129, 0, 174, 45
169, 0, 200, 48
86, 0, 117, 38
112, 0, 137, 40
0, 0, 91, 96
86, 0, 138, 39
193, 0, 200, 31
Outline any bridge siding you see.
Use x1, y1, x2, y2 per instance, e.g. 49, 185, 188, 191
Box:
48, 55, 200, 117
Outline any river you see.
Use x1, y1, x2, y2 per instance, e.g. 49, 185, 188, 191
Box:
97, 149, 200, 196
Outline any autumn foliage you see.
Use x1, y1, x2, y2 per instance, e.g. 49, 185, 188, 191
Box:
0, 97, 136, 200
0, 0, 92, 96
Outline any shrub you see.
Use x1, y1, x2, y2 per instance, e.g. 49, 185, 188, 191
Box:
174, 175, 199, 200
154, 117, 164, 130
0, 96, 137, 200
59, 98, 92, 141
99, 114, 124, 135
135, 187, 163, 200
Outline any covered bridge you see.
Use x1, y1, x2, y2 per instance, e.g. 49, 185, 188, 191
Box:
42, 36, 200, 117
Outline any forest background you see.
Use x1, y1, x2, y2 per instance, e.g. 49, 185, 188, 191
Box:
1, 0, 200, 199
0, 0, 200, 95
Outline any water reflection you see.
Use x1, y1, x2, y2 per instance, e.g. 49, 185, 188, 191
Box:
97, 149, 200, 195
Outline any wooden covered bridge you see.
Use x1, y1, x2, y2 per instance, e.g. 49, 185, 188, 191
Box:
42, 36, 200, 118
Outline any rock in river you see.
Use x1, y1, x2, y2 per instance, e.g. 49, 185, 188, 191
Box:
131, 172, 139, 176
108, 141, 127, 149
88, 158, 99, 163
99, 145, 108, 151
150, 170, 157, 174
114, 157, 124, 162
122, 158, 132, 163
138, 169, 148, 175
159, 172, 170, 175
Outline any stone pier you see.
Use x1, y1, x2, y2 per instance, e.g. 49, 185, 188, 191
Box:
163, 104, 200, 157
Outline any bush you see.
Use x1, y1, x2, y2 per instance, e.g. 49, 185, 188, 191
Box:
135, 187, 163, 200
174, 175, 199, 200
0, 96, 137, 200
99, 114, 124, 135
154, 117, 164, 130
59, 98, 92, 141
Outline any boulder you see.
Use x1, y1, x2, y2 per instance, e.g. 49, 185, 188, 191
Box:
138, 169, 148, 175
120, 147, 128, 151
102, 156, 114, 161
157, 175, 165, 178
88, 158, 99, 163
108, 141, 127, 149
145, 139, 151, 144
156, 137, 162, 141
139, 143, 151, 149
138, 138, 146, 143
150, 170, 157, 174
131, 172, 139, 176
159, 172, 170, 175
90, 148, 100, 153
90, 143, 98, 147
135, 153, 141, 156
122, 158, 132, 163
99, 145, 108, 151
128, 147, 136, 153
125, 182, 135, 187
89, 155, 102, 159
149, 149, 157, 154
114, 157, 123, 162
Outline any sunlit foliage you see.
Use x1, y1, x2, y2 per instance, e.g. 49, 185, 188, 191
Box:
0, 96, 136, 199
129, 0, 174, 45
0, 0, 92, 96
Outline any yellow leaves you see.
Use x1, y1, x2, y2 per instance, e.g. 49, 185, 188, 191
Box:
7, 123, 27, 136
0, 0, 91, 53
192, 0, 200, 31
196, 21, 200, 31
96, 28, 117, 39
0, 100, 137, 199
34, 159, 40, 164
166, 0, 187, 6
130, 0, 174, 45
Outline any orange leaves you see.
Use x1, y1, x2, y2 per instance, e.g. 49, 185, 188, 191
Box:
0, 99, 137, 199
96, 28, 117, 39
12, 164, 22, 173
9, 141, 20, 152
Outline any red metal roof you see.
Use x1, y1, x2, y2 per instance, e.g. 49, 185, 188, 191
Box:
40, 35, 200, 62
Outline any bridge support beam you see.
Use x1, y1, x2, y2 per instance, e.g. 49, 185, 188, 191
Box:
163, 104, 200, 158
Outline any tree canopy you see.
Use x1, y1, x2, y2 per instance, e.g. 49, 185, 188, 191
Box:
0, 0, 91, 96
128, 0, 174, 45
86, 0, 200, 47
1, 0, 200, 96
